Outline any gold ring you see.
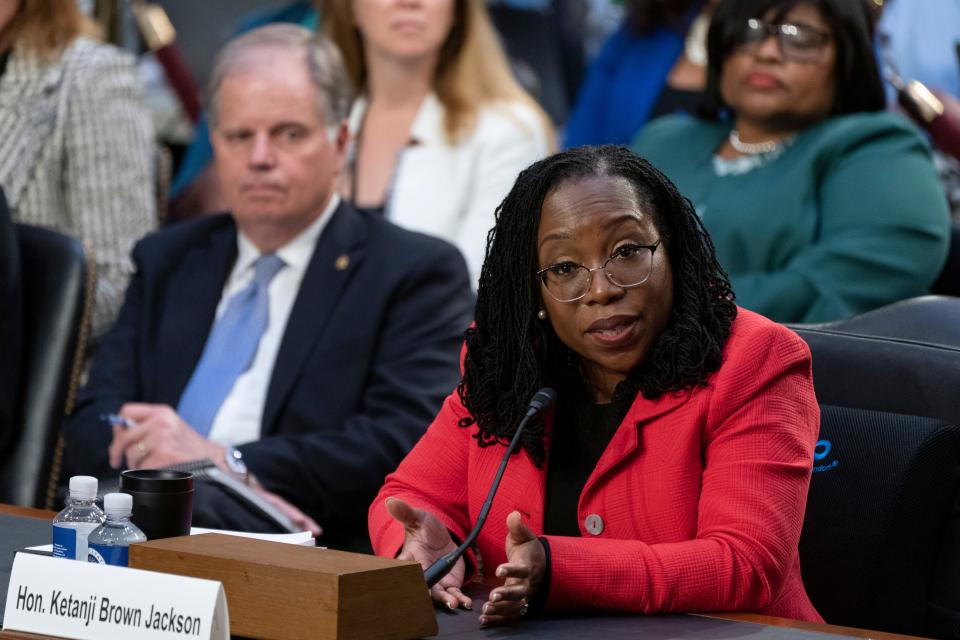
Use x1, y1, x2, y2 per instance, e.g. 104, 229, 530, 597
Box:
136, 441, 147, 454
519, 599, 529, 616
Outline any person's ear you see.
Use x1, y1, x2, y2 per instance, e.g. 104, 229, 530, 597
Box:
334, 120, 349, 154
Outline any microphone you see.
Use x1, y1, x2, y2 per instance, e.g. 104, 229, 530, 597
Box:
422, 387, 557, 588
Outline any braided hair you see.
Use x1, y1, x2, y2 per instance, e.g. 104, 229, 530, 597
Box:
458, 145, 736, 466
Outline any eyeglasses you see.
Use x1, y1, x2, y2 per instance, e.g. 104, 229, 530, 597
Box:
536, 240, 661, 303
734, 18, 832, 63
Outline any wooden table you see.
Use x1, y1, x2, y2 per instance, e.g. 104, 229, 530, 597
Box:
0, 504, 924, 640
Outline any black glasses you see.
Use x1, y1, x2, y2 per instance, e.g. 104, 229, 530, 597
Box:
536, 240, 661, 303
734, 18, 832, 63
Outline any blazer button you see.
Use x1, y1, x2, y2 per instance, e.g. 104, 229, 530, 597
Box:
584, 514, 604, 536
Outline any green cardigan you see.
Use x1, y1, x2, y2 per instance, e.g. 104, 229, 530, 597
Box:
633, 111, 951, 323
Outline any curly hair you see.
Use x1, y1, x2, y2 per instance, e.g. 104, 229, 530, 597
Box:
458, 145, 737, 466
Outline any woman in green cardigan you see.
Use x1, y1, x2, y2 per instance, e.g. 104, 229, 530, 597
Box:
633, 0, 950, 323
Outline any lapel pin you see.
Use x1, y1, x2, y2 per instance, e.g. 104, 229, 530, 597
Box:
334, 254, 350, 271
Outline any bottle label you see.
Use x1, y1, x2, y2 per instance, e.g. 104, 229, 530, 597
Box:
88, 543, 129, 567
52, 522, 100, 561
51, 523, 75, 559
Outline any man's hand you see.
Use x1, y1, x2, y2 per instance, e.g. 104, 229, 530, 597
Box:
385, 497, 473, 611
108, 403, 225, 470
481, 511, 545, 626
247, 477, 322, 536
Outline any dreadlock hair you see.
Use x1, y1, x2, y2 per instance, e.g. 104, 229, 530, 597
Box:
458, 145, 737, 466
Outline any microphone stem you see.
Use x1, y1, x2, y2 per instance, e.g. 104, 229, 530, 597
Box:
423, 407, 536, 588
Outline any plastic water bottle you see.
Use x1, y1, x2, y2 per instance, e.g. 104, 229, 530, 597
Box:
52, 476, 105, 561
87, 493, 147, 567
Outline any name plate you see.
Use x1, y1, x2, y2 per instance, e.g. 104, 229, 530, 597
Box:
3, 552, 229, 640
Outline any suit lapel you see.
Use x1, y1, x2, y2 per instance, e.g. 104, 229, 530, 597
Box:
261, 204, 368, 432
155, 225, 237, 404
584, 389, 692, 492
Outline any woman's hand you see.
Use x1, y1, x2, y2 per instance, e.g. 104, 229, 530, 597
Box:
481, 511, 546, 626
385, 497, 473, 611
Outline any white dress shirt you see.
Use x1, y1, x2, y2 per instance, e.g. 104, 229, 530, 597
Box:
206, 195, 340, 446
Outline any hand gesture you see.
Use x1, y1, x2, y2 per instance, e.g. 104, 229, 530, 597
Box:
385, 497, 472, 611
481, 511, 545, 626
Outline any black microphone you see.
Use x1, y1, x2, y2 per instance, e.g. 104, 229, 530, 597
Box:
422, 387, 557, 588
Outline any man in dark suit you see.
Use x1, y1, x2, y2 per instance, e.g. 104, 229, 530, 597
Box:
62, 25, 474, 549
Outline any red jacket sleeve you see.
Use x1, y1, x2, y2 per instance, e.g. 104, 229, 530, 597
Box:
368, 390, 478, 570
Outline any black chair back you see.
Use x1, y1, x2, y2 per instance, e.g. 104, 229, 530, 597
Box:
0, 224, 92, 508
793, 303, 960, 638
932, 224, 960, 297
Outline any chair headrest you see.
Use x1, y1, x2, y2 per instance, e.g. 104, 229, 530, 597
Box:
793, 295, 960, 350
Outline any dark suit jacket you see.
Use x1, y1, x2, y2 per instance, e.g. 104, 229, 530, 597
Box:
0, 188, 20, 452
63, 202, 474, 547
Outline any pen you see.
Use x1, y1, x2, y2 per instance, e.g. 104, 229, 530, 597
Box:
99, 413, 136, 429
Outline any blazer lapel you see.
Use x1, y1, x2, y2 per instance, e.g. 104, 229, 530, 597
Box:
261, 203, 368, 432
585, 389, 692, 491
154, 225, 236, 404
0, 47, 64, 208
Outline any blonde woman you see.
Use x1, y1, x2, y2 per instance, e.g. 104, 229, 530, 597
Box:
0, 0, 155, 342
327, 0, 553, 285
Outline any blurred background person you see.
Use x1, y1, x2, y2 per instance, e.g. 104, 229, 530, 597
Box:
0, 0, 156, 343
166, 0, 319, 220
326, 0, 554, 285
0, 187, 19, 454
634, 0, 949, 323
564, 0, 719, 148
370, 146, 821, 625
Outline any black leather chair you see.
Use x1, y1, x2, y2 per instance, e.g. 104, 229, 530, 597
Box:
791, 302, 960, 638
0, 224, 93, 509
932, 224, 960, 297
800, 294, 960, 350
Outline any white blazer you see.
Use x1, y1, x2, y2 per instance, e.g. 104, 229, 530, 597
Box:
347, 94, 552, 286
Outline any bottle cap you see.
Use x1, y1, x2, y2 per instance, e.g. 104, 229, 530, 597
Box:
103, 492, 133, 516
68, 476, 98, 499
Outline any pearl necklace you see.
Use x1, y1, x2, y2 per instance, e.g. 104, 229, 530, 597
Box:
728, 130, 787, 155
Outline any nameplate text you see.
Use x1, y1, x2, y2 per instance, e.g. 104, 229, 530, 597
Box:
3, 552, 228, 639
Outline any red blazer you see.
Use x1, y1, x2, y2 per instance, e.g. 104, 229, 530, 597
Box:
369, 308, 823, 622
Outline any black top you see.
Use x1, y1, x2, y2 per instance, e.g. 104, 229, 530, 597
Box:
649, 85, 705, 121
543, 401, 626, 536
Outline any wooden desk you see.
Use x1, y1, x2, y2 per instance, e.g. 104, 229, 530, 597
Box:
0, 504, 924, 640
0, 505, 54, 521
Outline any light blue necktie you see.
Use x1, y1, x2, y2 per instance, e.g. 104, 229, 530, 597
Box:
177, 253, 286, 437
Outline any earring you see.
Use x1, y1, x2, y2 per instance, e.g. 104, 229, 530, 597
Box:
537, 309, 547, 320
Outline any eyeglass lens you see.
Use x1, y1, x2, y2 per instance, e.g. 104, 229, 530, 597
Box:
541, 246, 656, 302
738, 18, 829, 62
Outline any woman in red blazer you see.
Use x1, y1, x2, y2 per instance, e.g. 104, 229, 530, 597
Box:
368, 145, 822, 625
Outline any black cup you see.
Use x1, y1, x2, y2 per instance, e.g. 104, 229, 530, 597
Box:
119, 469, 194, 540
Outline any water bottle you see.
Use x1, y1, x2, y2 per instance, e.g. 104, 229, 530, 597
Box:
52, 476, 105, 561
87, 493, 147, 567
